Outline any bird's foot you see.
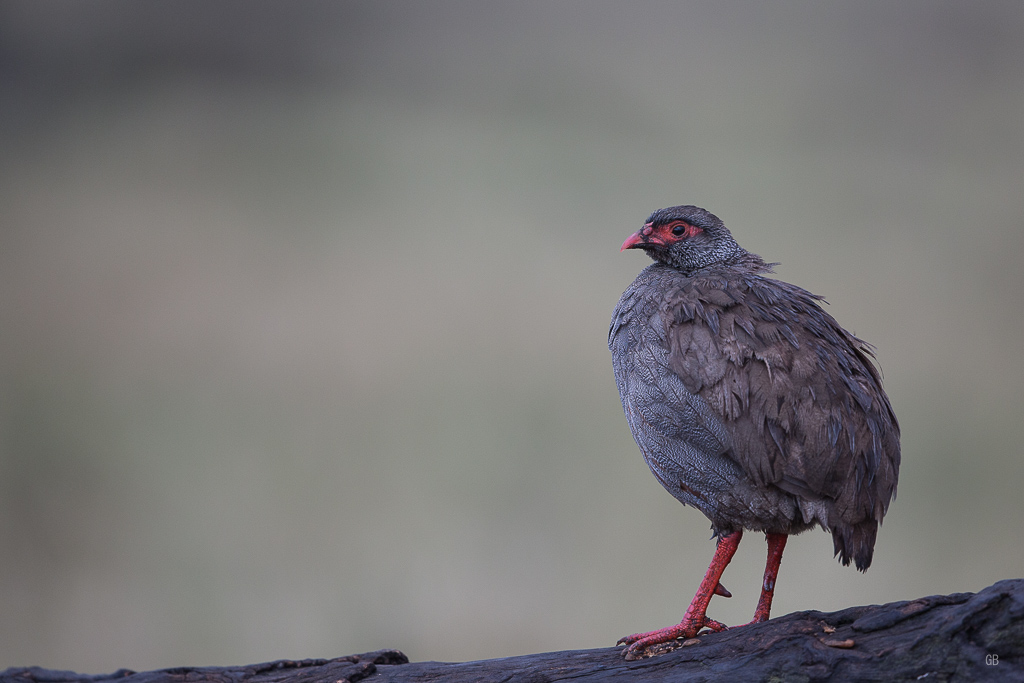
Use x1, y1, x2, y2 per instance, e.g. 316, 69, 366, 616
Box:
732, 612, 771, 629
617, 615, 727, 658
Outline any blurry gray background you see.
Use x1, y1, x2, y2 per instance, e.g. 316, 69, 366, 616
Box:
2, 0, 1023, 673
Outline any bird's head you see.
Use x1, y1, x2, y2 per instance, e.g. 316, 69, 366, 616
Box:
621, 205, 747, 274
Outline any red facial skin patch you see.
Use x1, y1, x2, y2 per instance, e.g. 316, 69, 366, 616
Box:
621, 221, 703, 251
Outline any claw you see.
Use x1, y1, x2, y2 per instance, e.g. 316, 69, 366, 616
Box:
703, 617, 728, 632
618, 531, 743, 657
619, 614, 725, 656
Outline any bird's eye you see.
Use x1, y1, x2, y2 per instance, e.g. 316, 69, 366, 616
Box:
671, 224, 686, 236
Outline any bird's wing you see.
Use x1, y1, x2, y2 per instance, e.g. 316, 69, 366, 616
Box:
662, 274, 899, 524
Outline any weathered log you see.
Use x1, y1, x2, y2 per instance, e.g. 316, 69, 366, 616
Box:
4, 579, 1022, 683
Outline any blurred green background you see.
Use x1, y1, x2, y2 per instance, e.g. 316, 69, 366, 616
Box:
2, 0, 1023, 673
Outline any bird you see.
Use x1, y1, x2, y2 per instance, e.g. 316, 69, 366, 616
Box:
608, 204, 900, 657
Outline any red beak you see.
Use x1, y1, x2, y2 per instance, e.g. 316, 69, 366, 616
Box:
620, 231, 645, 251
621, 223, 663, 251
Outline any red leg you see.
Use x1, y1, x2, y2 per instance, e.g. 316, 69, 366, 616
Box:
744, 532, 787, 625
618, 530, 742, 655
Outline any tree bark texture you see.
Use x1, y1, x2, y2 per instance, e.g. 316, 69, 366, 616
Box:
4, 579, 1022, 683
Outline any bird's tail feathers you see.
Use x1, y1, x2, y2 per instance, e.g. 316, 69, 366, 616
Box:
832, 519, 878, 572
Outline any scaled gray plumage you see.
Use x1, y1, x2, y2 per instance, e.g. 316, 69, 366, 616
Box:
609, 205, 900, 570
